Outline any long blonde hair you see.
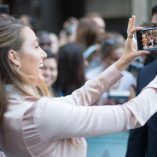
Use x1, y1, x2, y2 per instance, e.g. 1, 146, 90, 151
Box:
0, 16, 50, 121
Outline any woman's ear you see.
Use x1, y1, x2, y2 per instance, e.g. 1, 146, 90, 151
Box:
8, 49, 21, 67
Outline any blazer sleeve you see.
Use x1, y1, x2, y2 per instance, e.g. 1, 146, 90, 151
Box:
33, 76, 157, 141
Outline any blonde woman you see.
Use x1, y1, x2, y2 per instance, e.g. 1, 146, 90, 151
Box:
0, 15, 156, 157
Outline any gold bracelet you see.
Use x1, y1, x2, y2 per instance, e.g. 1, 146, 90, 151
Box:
127, 33, 134, 39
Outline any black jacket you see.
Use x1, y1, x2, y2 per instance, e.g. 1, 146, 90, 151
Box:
126, 60, 157, 157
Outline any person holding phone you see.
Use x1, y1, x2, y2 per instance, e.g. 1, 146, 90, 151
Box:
1, 15, 157, 157
126, 4, 157, 157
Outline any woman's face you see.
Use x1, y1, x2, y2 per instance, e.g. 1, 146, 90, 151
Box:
16, 27, 47, 85
42, 58, 58, 87
107, 47, 123, 66
142, 34, 148, 45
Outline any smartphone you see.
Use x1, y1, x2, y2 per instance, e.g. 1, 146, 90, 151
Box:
0, 4, 9, 14
136, 27, 157, 51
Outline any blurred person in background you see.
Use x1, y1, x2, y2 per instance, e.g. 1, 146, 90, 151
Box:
86, 33, 125, 79
151, 5, 157, 24
42, 48, 58, 93
126, 4, 157, 157
37, 30, 52, 51
143, 6, 157, 66
54, 42, 86, 96
19, 14, 32, 28
49, 33, 59, 54
76, 17, 101, 49
86, 33, 136, 105
84, 12, 106, 71
59, 17, 78, 46
76, 17, 103, 72
86, 12, 106, 34
37, 31, 59, 54
19, 14, 38, 33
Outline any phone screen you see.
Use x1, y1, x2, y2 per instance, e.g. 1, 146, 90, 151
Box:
136, 27, 157, 51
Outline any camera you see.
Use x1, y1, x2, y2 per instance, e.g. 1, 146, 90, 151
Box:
136, 27, 157, 51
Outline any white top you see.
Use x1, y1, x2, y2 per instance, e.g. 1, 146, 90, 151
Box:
0, 64, 157, 157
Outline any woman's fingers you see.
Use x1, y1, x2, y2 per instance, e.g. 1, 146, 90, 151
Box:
125, 15, 149, 58
127, 15, 144, 39
131, 27, 143, 34
127, 16, 135, 39
129, 15, 135, 30
136, 50, 149, 56
127, 15, 135, 33
127, 27, 143, 39
127, 18, 132, 33
131, 15, 136, 28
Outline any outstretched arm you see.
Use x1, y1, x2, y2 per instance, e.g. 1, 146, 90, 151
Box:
59, 15, 149, 107
33, 76, 157, 141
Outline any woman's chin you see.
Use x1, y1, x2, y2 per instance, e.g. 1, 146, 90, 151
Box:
38, 73, 45, 83
33, 74, 45, 87
38, 69, 45, 81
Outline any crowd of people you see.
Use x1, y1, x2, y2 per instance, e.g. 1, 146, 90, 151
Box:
141, 30, 157, 50
0, 3, 157, 157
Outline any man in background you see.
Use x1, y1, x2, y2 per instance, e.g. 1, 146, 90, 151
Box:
126, 4, 157, 157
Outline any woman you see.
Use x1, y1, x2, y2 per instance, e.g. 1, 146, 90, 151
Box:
76, 17, 101, 71
42, 49, 58, 91
54, 42, 86, 96
0, 15, 156, 157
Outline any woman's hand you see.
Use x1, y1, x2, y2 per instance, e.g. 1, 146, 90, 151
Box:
115, 15, 149, 71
